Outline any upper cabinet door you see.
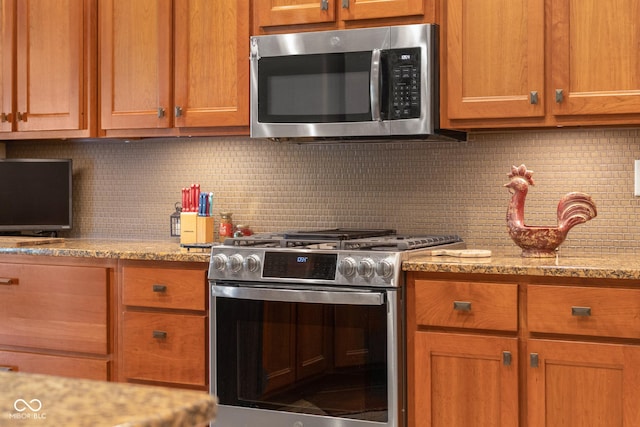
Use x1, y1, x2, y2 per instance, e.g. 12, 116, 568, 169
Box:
255, 0, 336, 27
0, 0, 14, 133
445, 0, 544, 120
550, 0, 640, 117
15, 0, 85, 131
340, 0, 423, 21
173, 0, 249, 128
99, 0, 172, 130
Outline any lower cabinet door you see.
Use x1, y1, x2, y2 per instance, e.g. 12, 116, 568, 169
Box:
527, 339, 640, 427
413, 331, 519, 427
122, 311, 207, 387
0, 350, 109, 381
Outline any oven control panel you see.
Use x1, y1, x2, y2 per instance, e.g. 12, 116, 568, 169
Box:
209, 248, 403, 287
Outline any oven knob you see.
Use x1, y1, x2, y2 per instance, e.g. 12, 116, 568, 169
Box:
227, 254, 244, 273
212, 254, 228, 272
376, 259, 395, 279
338, 257, 357, 278
357, 258, 375, 279
244, 254, 261, 273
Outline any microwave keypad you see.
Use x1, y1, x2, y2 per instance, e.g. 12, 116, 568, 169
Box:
389, 48, 421, 120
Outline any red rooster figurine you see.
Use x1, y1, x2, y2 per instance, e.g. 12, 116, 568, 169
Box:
505, 164, 597, 257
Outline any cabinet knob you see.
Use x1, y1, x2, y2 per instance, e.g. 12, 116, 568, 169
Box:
1, 113, 8, 122
175, 106, 183, 117
530, 91, 539, 104
152, 330, 167, 339
320, 0, 328, 10
571, 306, 592, 317
157, 107, 166, 118
0, 277, 18, 286
502, 351, 512, 366
453, 301, 472, 312
342, 0, 349, 7
530, 353, 539, 368
0, 365, 17, 372
152, 284, 167, 293
555, 89, 564, 103
16, 112, 27, 122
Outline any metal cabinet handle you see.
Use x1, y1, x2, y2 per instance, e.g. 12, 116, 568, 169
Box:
152, 330, 167, 339
342, 0, 349, 7
320, 0, 328, 10
152, 284, 167, 293
1, 113, 7, 122
453, 301, 472, 312
157, 108, 165, 118
0, 366, 17, 372
502, 351, 512, 366
571, 306, 592, 317
555, 89, 564, 103
530, 353, 539, 368
16, 112, 26, 122
175, 106, 183, 117
530, 91, 539, 104
0, 277, 17, 285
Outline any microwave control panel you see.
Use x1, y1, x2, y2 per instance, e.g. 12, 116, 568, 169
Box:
385, 48, 421, 120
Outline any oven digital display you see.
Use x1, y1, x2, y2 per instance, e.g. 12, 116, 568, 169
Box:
263, 252, 337, 280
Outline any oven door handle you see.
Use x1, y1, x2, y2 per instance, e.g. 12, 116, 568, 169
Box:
212, 285, 385, 306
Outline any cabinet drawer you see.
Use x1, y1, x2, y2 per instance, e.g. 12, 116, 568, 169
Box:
528, 285, 640, 339
0, 350, 109, 381
0, 263, 108, 354
122, 311, 207, 387
414, 280, 518, 331
122, 265, 206, 310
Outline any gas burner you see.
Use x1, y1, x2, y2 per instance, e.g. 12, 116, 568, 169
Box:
341, 234, 463, 251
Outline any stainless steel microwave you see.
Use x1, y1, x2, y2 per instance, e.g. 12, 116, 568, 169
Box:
249, 24, 465, 143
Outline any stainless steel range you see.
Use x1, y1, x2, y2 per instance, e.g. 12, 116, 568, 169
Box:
208, 229, 464, 427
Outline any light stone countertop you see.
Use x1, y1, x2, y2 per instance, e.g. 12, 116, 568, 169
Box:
0, 239, 212, 263
0, 371, 217, 427
403, 252, 640, 281
1, 239, 640, 280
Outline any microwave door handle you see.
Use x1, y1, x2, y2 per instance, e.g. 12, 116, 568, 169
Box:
213, 285, 384, 306
370, 49, 382, 122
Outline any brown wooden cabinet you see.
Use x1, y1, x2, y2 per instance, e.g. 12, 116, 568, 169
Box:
407, 273, 640, 427
408, 278, 519, 427
99, 0, 249, 137
253, 0, 434, 34
0, 0, 96, 139
119, 261, 208, 390
442, 0, 640, 129
0, 256, 114, 380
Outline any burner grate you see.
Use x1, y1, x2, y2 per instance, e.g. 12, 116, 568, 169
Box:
341, 235, 463, 251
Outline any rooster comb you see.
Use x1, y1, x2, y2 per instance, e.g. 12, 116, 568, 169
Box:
507, 164, 535, 185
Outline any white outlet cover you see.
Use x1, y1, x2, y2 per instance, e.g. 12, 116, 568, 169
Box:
635, 160, 640, 197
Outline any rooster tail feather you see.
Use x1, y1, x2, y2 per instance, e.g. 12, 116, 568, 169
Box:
557, 192, 597, 231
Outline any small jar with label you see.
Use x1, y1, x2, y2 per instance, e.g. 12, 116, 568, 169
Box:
219, 212, 234, 242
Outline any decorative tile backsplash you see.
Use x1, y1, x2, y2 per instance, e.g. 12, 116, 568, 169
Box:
6, 127, 640, 255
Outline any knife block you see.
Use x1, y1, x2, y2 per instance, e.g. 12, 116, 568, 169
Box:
180, 213, 214, 245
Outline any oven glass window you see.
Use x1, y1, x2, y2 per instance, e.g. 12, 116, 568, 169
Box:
258, 52, 373, 123
216, 296, 388, 422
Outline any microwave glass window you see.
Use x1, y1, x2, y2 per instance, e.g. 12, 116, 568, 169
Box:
258, 52, 373, 123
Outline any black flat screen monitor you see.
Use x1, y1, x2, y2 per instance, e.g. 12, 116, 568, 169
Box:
0, 159, 73, 233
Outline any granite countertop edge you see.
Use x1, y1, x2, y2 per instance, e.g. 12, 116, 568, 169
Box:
403, 252, 640, 281
2, 240, 640, 280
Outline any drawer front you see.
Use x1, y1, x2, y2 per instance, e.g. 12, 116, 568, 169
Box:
0, 263, 108, 354
415, 280, 518, 331
0, 350, 109, 381
122, 265, 206, 310
122, 311, 207, 387
528, 285, 640, 339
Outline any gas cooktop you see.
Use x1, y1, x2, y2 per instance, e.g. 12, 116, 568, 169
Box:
221, 228, 463, 251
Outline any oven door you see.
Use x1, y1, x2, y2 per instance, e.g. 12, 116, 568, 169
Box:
210, 282, 404, 427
